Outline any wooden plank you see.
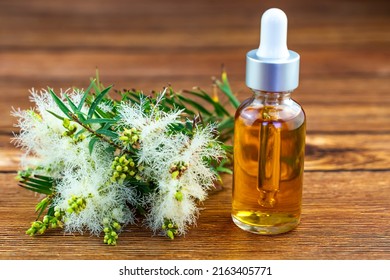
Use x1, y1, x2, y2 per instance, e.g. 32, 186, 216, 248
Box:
0, 49, 388, 80
305, 134, 390, 171
3, 133, 390, 173
0, 22, 387, 50
0, 0, 388, 51
0, 171, 388, 260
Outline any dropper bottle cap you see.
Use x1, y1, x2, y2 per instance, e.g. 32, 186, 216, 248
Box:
246, 8, 300, 92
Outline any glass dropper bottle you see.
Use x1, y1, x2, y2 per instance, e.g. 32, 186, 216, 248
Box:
232, 8, 306, 235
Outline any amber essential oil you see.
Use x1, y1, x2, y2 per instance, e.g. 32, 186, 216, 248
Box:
232, 92, 305, 234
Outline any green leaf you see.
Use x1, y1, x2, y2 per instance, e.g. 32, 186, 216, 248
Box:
78, 79, 96, 110
176, 94, 212, 116
217, 116, 234, 131
96, 128, 117, 139
64, 95, 87, 122
221, 144, 233, 154
216, 71, 240, 109
88, 137, 99, 154
19, 183, 53, 195
35, 197, 51, 219
83, 118, 117, 124
64, 95, 78, 112
184, 89, 230, 117
48, 88, 71, 118
47, 205, 55, 217
88, 85, 112, 119
216, 166, 233, 174
47, 110, 65, 121
199, 88, 232, 117
24, 177, 53, 188
34, 174, 55, 181
18, 172, 54, 196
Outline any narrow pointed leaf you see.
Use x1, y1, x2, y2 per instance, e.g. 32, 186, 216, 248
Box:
88, 137, 99, 154
23, 177, 53, 188
48, 88, 71, 118
216, 71, 240, 108
47, 110, 65, 121
88, 85, 112, 119
176, 94, 212, 116
78, 79, 96, 110
19, 184, 53, 195
96, 128, 117, 139
83, 118, 117, 124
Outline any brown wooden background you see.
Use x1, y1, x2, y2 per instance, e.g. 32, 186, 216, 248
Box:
0, 0, 389, 260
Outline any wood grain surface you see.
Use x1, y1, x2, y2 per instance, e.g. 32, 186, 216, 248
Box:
0, 0, 389, 260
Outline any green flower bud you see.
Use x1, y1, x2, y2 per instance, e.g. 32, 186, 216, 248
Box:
119, 135, 129, 142
116, 166, 122, 172
113, 222, 121, 230
43, 216, 49, 224
171, 170, 180, 179
131, 135, 138, 143
38, 226, 47, 234
32, 221, 41, 229
175, 191, 183, 202
167, 230, 174, 240
63, 118, 70, 129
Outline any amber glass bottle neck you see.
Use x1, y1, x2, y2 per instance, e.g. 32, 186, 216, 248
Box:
252, 90, 292, 105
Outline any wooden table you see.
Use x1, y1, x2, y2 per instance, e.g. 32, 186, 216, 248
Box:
0, 0, 389, 260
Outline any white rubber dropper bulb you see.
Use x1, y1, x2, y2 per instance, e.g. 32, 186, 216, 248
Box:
256, 8, 290, 59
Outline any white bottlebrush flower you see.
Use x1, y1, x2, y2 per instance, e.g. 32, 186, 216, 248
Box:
12, 88, 88, 170
98, 101, 114, 113
53, 142, 137, 235
128, 103, 225, 235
